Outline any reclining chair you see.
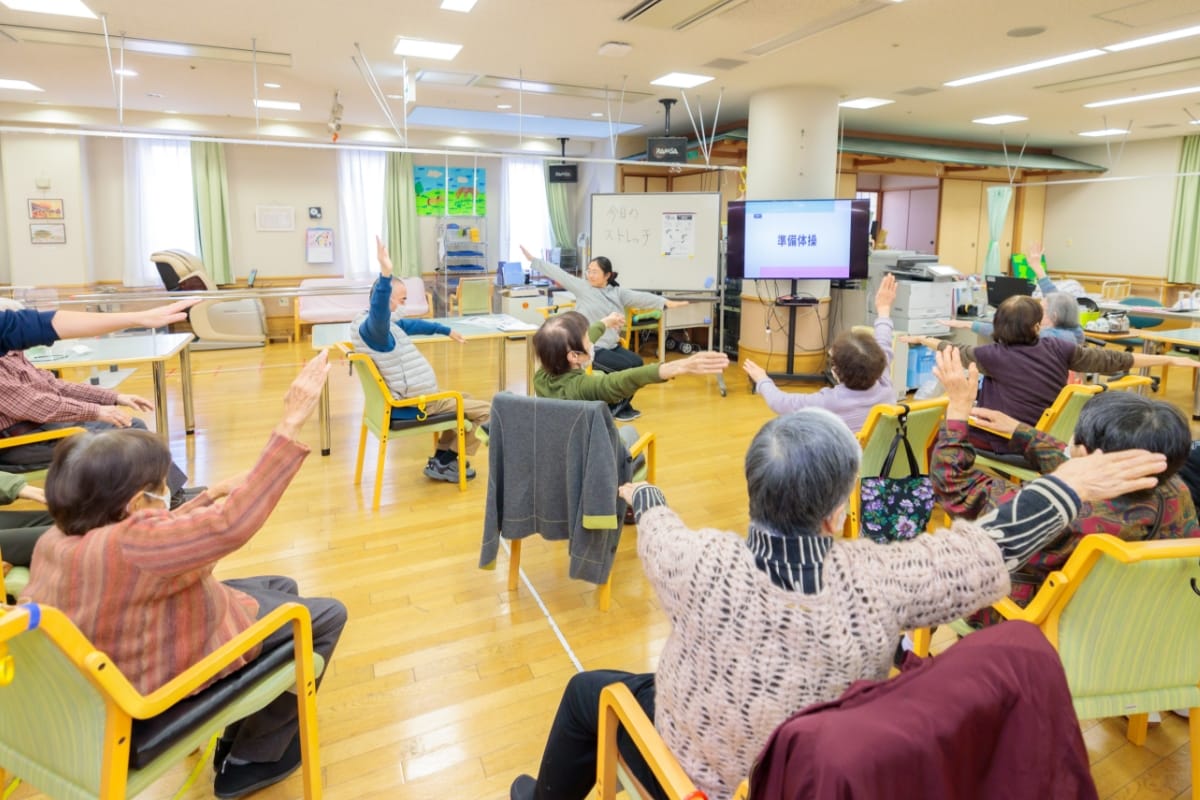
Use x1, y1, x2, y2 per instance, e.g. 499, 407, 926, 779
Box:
151, 250, 267, 350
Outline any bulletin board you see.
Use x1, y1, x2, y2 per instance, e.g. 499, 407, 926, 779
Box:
589, 192, 720, 292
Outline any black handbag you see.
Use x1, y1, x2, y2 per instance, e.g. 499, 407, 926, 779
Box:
859, 408, 936, 544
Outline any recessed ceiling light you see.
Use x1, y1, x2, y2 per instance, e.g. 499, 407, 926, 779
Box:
650, 72, 713, 89
254, 98, 301, 111
1104, 24, 1200, 52
164, 109, 179, 114
440, 0, 477, 11
0, 78, 43, 91
497, 103, 512, 109
598, 41, 632, 57
1078, 128, 1128, 137
972, 114, 1028, 125
393, 37, 462, 61
838, 97, 893, 109
146, 92, 163, 98
1084, 85, 1200, 108
945, 49, 1106, 87
263, 82, 281, 89
114, 68, 137, 77
0, 0, 95, 19
591, 111, 604, 117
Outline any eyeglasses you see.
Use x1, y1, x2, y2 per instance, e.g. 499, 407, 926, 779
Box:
142, 488, 171, 507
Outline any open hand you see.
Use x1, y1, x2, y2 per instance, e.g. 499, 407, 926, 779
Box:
618, 481, 649, 505
519, 244, 535, 262
97, 406, 133, 427
277, 350, 331, 438
449, 331, 467, 344
602, 312, 625, 330
1050, 449, 1166, 503
117, 394, 154, 412
874, 274, 897, 314
664, 299, 688, 309
969, 407, 1021, 437
134, 298, 201, 328
938, 318, 972, 329
376, 236, 393, 277
742, 359, 768, 384
931, 347, 978, 420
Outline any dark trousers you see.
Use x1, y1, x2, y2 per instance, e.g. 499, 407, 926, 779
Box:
593, 345, 645, 374
531, 670, 665, 800
0, 419, 187, 491
221, 576, 348, 763
0, 510, 53, 566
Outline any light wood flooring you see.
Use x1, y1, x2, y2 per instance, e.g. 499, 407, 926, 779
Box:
10, 337, 1200, 800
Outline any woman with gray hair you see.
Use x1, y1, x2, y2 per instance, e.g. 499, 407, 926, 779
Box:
510, 407, 1168, 800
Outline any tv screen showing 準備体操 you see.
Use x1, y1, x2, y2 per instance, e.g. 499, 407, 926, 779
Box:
726, 198, 869, 281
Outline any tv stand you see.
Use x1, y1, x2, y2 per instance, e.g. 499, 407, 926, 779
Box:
767, 280, 832, 386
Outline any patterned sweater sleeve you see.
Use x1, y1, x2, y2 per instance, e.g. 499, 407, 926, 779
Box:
635, 505, 713, 618
930, 420, 1013, 519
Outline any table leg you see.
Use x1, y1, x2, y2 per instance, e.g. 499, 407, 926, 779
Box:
319, 376, 331, 456
1193, 374, 1200, 421
497, 337, 507, 392
525, 335, 534, 395
152, 361, 169, 440
180, 347, 195, 435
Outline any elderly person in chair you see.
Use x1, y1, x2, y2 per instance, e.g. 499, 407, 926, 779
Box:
510, 407, 1168, 800
930, 346, 1198, 622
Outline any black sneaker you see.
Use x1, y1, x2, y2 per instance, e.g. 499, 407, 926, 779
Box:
213, 736, 233, 773
510, 774, 536, 800
613, 404, 641, 422
213, 734, 303, 799
423, 458, 477, 482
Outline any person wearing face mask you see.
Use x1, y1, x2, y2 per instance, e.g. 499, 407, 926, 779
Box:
742, 274, 898, 432
929, 346, 1198, 624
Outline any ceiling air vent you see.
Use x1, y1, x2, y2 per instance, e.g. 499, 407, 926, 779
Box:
619, 0, 750, 31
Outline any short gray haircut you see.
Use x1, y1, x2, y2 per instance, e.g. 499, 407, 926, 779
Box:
1044, 292, 1080, 329
745, 408, 862, 533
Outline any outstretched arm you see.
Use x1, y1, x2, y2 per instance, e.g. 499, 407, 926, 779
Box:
49, 299, 200, 339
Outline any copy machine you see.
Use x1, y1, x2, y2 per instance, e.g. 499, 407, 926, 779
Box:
866, 250, 964, 335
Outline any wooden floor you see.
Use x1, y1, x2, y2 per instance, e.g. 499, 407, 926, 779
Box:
10, 337, 1200, 800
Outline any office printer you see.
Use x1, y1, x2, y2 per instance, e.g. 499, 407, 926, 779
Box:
866, 250, 963, 335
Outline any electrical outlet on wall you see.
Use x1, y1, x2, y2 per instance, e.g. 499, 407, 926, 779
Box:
277, 297, 289, 307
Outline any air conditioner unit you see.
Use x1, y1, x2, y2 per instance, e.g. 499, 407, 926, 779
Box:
619, 0, 749, 31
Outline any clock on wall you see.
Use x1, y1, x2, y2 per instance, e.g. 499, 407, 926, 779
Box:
308, 206, 322, 220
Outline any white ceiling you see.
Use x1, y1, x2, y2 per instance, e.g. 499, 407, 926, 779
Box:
0, 0, 1198, 155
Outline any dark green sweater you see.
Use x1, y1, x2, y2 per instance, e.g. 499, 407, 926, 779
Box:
533, 320, 665, 403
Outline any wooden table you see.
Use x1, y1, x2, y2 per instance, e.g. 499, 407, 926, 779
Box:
1133, 328, 1200, 419
310, 315, 537, 456
26, 332, 196, 439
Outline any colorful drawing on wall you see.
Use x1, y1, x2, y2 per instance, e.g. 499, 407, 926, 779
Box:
306, 227, 334, 264
413, 166, 487, 216
28, 198, 64, 219
30, 223, 66, 244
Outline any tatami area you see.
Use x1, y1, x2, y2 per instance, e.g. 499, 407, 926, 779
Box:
8, 336, 1199, 800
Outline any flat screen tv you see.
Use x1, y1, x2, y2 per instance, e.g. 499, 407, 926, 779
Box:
726, 198, 870, 280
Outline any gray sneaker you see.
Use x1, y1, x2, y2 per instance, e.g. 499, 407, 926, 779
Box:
423, 458, 476, 482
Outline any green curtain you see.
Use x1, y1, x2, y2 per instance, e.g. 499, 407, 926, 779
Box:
190, 141, 234, 284
384, 151, 421, 277
983, 185, 1013, 276
1167, 135, 1200, 284
545, 165, 572, 248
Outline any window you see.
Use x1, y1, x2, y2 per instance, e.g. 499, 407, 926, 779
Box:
336, 149, 387, 278
123, 138, 197, 286
501, 157, 552, 262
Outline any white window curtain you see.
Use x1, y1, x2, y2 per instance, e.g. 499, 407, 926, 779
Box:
501, 156, 552, 262
336, 148, 387, 278
123, 138, 197, 287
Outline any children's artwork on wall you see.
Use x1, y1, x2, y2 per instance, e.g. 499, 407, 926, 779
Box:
30, 223, 66, 244
413, 166, 487, 216
28, 198, 64, 219
306, 227, 334, 264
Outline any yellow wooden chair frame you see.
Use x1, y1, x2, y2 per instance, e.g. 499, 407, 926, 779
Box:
0, 425, 86, 480
597, 682, 748, 800
623, 307, 665, 359
0, 602, 322, 799
507, 432, 656, 614
337, 343, 468, 511
448, 277, 492, 316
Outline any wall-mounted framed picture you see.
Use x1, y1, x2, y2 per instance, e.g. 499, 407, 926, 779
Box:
28, 198, 64, 219
255, 205, 295, 232
30, 223, 66, 244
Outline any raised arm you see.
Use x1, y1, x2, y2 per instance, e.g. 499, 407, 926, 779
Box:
358, 236, 397, 351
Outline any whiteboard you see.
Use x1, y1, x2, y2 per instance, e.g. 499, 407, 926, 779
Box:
589, 192, 721, 291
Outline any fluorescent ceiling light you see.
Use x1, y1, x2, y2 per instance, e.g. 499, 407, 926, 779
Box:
838, 97, 893, 109
114, 68, 137, 77
440, 0, 477, 10
253, 99, 300, 111
0, 0, 95, 18
972, 114, 1027, 125
497, 103, 512, 109
0, 78, 43, 91
591, 111, 604, 117
650, 72, 713, 89
263, 82, 281, 89
1084, 85, 1200, 108
1078, 128, 1128, 137
393, 37, 462, 60
1104, 24, 1200, 52
945, 49, 1105, 87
